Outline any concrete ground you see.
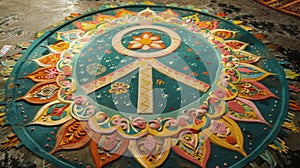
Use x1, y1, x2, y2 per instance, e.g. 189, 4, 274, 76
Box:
0, 0, 299, 167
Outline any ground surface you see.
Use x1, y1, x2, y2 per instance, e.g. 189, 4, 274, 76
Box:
0, 0, 299, 167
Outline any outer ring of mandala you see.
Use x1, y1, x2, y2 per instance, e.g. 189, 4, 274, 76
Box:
4, 5, 290, 168
112, 25, 181, 58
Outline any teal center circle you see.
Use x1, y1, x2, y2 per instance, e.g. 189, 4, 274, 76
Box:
74, 23, 221, 116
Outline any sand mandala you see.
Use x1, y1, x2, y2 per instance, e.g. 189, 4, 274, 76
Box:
4, 4, 289, 168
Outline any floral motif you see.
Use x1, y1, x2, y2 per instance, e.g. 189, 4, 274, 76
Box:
73, 95, 88, 106
108, 82, 130, 95
128, 32, 166, 50
212, 121, 229, 136
45, 68, 60, 79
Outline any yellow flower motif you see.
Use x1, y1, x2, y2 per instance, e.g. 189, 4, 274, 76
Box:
284, 69, 300, 80
128, 32, 166, 50
143, 1, 155, 5
109, 82, 130, 95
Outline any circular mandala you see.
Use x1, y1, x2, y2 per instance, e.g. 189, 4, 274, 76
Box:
5, 4, 289, 168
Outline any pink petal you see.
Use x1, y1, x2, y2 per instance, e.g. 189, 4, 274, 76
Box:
150, 43, 163, 49
227, 101, 245, 114
152, 40, 164, 44
226, 97, 270, 126
133, 37, 141, 41
150, 36, 159, 40
130, 43, 143, 48
142, 45, 150, 50
237, 67, 253, 73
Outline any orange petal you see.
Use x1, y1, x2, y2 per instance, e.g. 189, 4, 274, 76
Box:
151, 43, 166, 49
33, 53, 61, 67
17, 82, 59, 104
23, 66, 58, 82
49, 119, 92, 154
28, 100, 72, 126
225, 40, 248, 51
